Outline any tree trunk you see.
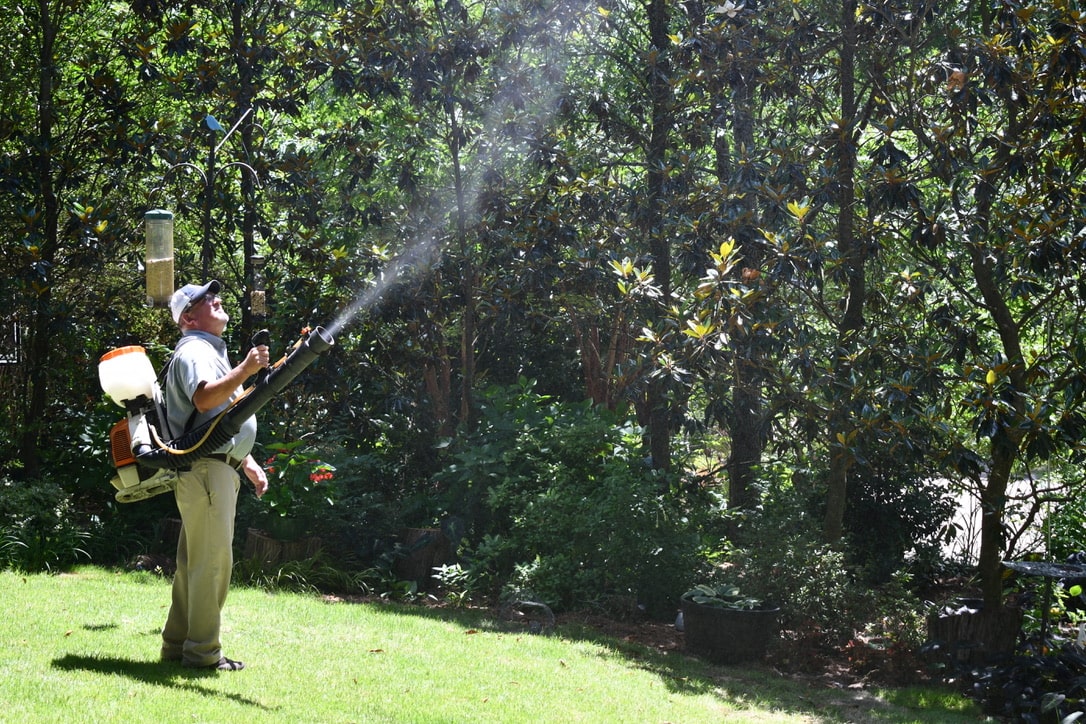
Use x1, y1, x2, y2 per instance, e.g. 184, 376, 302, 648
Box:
571, 315, 605, 405
232, 2, 259, 343
459, 272, 476, 429
978, 444, 1015, 607
823, 0, 863, 543
423, 354, 454, 438
968, 239, 1027, 608
723, 25, 763, 511
645, 0, 672, 470
568, 303, 636, 410
446, 78, 475, 431
19, 0, 61, 478
727, 377, 760, 509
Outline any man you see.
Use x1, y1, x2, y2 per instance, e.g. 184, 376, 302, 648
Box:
162, 279, 270, 671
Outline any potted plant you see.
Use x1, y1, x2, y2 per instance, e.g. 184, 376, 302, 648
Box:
680, 583, 781, 664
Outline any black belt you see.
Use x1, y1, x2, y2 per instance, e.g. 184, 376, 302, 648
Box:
207, 453, 245, 469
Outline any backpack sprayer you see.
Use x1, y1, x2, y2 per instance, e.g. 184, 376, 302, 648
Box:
100, 201, 335, 501
99, 326, 334, 503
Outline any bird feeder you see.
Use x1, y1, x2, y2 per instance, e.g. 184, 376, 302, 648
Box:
144, 209, 174, 307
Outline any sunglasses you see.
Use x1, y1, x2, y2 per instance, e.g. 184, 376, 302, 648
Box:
183, 294, 219, 314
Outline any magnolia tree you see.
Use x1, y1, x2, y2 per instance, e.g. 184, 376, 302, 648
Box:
875, 1, 1086, 606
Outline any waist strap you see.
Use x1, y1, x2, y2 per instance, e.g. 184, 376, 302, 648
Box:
207, 453, 245, 470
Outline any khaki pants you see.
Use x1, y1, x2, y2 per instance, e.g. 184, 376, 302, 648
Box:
161, 457, 240, 666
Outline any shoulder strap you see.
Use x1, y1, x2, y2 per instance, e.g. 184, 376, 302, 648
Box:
161, 338, 206, 435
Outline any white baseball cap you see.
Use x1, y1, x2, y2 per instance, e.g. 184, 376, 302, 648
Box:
169, 280, 221, 323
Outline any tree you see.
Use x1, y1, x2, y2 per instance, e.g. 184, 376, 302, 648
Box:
673, 0, 793, 511
671, 0, 914, 525
883, 0, 1086, 606
129, 0, 334, 342
0, 0, 167, 477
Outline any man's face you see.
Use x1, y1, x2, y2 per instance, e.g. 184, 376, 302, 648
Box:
183, 293, 229, 335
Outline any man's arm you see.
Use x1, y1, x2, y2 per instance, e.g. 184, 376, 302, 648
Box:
239, 455, 269, 498
191, 345, 269, 412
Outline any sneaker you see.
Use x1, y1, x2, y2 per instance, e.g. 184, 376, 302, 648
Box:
183, 656, 245, 671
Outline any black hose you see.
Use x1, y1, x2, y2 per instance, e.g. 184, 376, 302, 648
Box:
134, 326, 334, 470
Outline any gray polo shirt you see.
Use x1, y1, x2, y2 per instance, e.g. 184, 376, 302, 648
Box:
164, 330, 257, 460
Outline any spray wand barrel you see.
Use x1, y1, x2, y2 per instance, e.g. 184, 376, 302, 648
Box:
226, 326, 334, 423
134, 326, 335, 470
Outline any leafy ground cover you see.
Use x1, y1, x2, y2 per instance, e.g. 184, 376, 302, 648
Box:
0, 567, 988, 723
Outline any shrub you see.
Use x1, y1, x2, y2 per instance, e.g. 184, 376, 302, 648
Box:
253, 438, 340, 539
843, 469, 956, 585
721, 477, 875, 646
1038, 466, 1086, 562
237, 419, 423, 569
971, 647, 1086, 720
0, 475, 90, 573
727, 530, 873, 646
437, 379, 706, 617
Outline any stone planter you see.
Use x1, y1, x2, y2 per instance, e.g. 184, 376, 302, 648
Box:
681, 600, 781, 665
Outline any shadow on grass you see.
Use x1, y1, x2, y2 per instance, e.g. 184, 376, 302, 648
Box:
51, 654, 273, 710
351, 598, 981, 723
356, 600, 795, 706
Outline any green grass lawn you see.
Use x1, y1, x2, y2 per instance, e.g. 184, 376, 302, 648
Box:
0, 567, 989, 723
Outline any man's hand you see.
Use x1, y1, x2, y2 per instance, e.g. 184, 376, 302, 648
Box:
240, 455, 269, 498
242, 344, 270, 376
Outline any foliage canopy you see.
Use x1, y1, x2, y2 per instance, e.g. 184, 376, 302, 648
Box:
2, 0, 1086, 624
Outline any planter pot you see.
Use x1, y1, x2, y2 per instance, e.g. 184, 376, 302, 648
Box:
393, 527, 454, 590
243, 527, 323, 566
281, 535, 322, 562
681, 601, 780, 664
926, 600, 1022, 665
244, 528, 282, 565
157, 517, 182, 552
